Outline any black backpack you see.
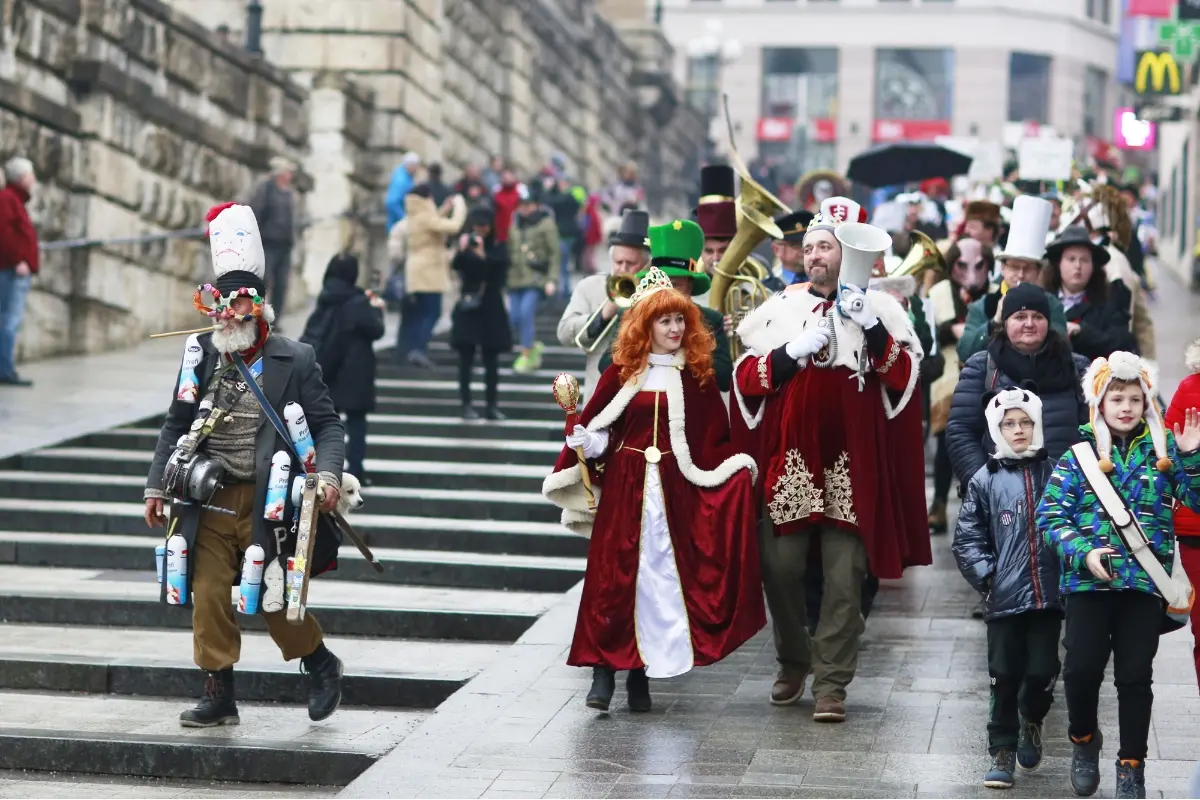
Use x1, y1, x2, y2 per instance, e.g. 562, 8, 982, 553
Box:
300, 305, 346, 382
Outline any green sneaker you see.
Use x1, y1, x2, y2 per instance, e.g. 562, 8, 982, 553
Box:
513, 351, 532, 373
530, 340, 544, 370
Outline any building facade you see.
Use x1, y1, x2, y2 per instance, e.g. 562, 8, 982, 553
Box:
659, 0, 1123, 178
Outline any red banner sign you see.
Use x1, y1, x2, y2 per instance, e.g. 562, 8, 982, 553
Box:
872, 119, 952, 142
1128, 0, 1176, 17
757, 117, 838, 143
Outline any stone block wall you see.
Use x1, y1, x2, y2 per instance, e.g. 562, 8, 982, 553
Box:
5, 0, 310, 360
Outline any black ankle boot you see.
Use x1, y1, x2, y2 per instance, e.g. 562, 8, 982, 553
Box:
586, 667, 615, 711
626, 668, 652, 712
180, 669, 239, 728
302, 644, 343, 722
484, 405, 506, 421
461, 404, 480, 420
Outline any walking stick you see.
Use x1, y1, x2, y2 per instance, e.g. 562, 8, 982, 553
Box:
551, 373, 596, 511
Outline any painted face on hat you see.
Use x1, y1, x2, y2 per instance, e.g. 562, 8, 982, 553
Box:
208, 206, 265, 277
803, 229, 841, 289
952, 239, 989, 291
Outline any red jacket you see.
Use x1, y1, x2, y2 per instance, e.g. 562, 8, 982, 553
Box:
0, 183, 37, 273
492, 184, 521, 243
1168, 373, 1200, 537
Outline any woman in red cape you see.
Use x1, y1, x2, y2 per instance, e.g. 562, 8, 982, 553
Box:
543, 268, 765, 713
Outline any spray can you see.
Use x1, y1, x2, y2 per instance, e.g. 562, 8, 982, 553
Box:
237, 544, 266, 614
286, 556, 302, 610
175, 334, 204, 403
165, 534, 188, 605
263, 452, 291, 521
291, 474, 306, 507
283, 402, 317, 474
155, 544, 166, 585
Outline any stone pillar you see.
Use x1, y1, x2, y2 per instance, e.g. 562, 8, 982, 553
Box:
836, 46, 876, 173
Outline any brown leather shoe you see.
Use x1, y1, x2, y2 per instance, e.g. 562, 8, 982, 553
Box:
769, 668, 809, 706
813, 696, 846, 722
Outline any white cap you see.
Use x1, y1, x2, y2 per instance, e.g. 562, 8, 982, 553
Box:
996, 195, 1052, 263
402, 151, 421, 167
208, 204, 266, 281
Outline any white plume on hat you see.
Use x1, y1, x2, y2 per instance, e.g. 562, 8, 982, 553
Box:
1082, 351, 1170, 474
207, 203, 266, 281
985, 387, 1045, 460
996, 195, 1052, 263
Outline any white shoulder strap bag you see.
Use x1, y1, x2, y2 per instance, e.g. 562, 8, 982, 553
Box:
1070, 442, 1194, 628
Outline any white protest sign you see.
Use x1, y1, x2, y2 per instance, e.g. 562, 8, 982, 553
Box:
1018, 137, 1073, 181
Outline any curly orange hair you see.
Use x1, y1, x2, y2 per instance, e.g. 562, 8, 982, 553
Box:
612, 288, 715, 386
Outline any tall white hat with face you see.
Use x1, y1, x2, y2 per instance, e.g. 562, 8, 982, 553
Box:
206, 202, 266, 288
996, 195, 1052, 263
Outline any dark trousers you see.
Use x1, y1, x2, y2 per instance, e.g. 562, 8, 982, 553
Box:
1064, 590, 1162, 761
457, 346, 499, 408
399, 292, 442, 357
264, 245, 293, 313
986, 610, 1063, 753
343, 410, 367, 478
933, 431, 953, 504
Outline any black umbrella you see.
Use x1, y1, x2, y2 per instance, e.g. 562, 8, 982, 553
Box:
847, 142, 973, 188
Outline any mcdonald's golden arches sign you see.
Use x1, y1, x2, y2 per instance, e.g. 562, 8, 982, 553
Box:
1134, 50, 1182, 95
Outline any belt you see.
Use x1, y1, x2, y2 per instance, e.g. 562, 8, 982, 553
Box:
619, 444, 671, 464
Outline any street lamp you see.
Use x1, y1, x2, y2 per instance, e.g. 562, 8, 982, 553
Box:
245, 0, 263, 55
685, 20, 741, 160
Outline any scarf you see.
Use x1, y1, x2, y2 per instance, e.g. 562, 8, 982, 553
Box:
987, 335, 1077, 395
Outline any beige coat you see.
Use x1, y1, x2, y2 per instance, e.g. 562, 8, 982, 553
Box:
403, 194, 467, 294
556, 274, 613, 398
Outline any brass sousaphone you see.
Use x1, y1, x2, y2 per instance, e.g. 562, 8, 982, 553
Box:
890, 229, 947, 292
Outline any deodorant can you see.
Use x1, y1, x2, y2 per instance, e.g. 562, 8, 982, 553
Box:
263, 452, 291, 521
165, 534, 188, 606
283, 402, 317, 474
237, 544, 266, 615
291, 474, 306, 507
155, 544, 166, 585
175, 334, 203, 403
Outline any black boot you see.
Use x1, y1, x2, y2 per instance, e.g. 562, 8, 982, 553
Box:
1115, 759, 1146, 799
302, 643, 343, 722
1070, 729, 1103, 797
626, 668, 652, 712
179, 669, 239, 728
484, 405, 506, 421
586, 667, 615, 711
461, 405, 480, 421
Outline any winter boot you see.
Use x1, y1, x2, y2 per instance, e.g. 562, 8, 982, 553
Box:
1016, 718, 1043, 771
983, 749, 1016, 789
928, 498, 948, 534
1069, 729, 1103, 797
484, 405, 506, 421
626, 668, 651, 712
1115, 759, 1146, 799
586, 667, 615, 711
180, 669, 239, 728
302, 643, 343, 722
461, 405, 480, 421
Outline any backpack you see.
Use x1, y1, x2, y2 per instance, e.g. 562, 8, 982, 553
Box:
300, 305, 345, 382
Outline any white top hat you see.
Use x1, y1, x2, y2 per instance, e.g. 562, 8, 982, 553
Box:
207, 203, 266, 282
996, 195, 1052, 263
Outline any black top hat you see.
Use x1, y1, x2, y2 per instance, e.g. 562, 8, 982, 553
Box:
609, 209, 651, 250
1045, 225, 1110, 269
775, 210, 814, 243
699, 165, 735, 201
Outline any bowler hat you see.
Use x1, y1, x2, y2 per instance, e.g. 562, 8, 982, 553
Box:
609, 209, 651, 250
1045, 225, 1110, 269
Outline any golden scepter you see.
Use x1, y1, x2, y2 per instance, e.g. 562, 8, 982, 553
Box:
551, 373, 597, 511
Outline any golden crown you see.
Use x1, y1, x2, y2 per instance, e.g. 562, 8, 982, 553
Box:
630, 266, 675, 306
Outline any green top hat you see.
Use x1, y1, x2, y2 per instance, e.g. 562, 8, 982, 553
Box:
640, 219, 710, 296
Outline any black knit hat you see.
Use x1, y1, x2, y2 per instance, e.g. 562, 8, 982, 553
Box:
1001, 282, 1051, 324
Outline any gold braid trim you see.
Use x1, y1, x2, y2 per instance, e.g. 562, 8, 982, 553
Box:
876, 340, 901, 374
757, 355, 770, 390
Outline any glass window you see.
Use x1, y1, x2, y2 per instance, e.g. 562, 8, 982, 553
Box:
760, 47, 840, 193
686, 55, 721, 118
1083, 66, 1108, 137
1008, 52, 1051, 123
875, 48, 955, 119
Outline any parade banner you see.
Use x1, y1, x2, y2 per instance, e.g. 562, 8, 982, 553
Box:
1017, 137, 1073, 181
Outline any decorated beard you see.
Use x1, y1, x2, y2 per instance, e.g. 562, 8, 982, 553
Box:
951, 238, 989, 297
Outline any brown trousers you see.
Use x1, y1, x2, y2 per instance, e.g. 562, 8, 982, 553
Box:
192, 483, 323, 671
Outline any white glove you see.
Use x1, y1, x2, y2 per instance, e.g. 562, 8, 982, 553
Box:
837, 287, 878, 329
785, 327, 830, 360
566, 425, 609, 459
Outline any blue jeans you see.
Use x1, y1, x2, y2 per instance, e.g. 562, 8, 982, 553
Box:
558, 237, 576, 299
343, 410, 368, 478
0, 269, 32, 380
508, 288, 541, 350
398, 292, 442, 357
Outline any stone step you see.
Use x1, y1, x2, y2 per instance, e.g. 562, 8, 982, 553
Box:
0, 565, 553, 641
374, 395, 565, 422
0, 532, 584, 593
0, 470, 562, 524
365, 413, 562, 442
375, 363, 578, 386
0, 624, 504, 709
0, 691, 423, 784
0, 772, 333, 798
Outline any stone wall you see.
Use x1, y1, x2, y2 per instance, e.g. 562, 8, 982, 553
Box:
6, 0, 310, 360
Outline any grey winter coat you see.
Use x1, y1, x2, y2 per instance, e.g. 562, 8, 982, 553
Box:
952, 454, 1062, 621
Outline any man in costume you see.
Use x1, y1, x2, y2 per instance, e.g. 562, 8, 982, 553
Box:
959, 200, 1002, 249
730, 196, 931, 722
1085, 184, 1156, 360
144, 202, 346, 727
766, 210, 813, 290
557, 209, 651, 398
695, 164, 738, 280
958, 196, 1067, 363
542, 224, 765, 713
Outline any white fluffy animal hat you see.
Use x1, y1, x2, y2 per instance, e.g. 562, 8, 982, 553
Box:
984, 385, 1045, 460
1083, 351, 1170, 473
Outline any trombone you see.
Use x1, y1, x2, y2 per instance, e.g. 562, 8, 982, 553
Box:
573, 273, 638, 354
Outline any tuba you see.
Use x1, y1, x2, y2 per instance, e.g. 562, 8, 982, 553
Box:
890, 229, 947, 292
709, 94, 789, 360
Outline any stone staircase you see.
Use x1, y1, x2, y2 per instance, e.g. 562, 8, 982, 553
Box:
0, 310, 586, 793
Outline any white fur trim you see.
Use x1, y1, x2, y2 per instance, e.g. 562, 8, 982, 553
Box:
730, 351, 767, 431
872, 291, 923, 420
984, 387, 1045, 460
661, 363, 758, 487
1187, 340, 1200, 374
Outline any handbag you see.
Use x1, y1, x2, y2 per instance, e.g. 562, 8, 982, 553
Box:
454, 281, 487, 315
1070, 442, 1195, 633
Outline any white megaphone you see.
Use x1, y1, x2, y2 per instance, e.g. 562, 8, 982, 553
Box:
835, 222, 893, 290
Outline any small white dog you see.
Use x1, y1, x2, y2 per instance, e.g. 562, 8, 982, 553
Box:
335, 473, 365, 515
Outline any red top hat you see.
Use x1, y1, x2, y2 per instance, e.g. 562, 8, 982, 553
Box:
696, 165, 738, 240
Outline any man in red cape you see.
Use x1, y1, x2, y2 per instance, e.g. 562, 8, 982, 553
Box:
729, 196, 931, 722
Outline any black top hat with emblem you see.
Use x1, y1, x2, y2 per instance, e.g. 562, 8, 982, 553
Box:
608, 209, 651, 251
774, 210, 814, 243
695, 165, 737, 240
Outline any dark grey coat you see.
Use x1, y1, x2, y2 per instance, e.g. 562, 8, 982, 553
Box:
952, 454, 1062, 621
146, 334, 346, 595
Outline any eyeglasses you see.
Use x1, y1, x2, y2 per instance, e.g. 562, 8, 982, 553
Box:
1000, 419, 1036, 431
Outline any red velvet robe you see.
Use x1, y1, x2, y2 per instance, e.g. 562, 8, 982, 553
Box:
543, 360, 766, 672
